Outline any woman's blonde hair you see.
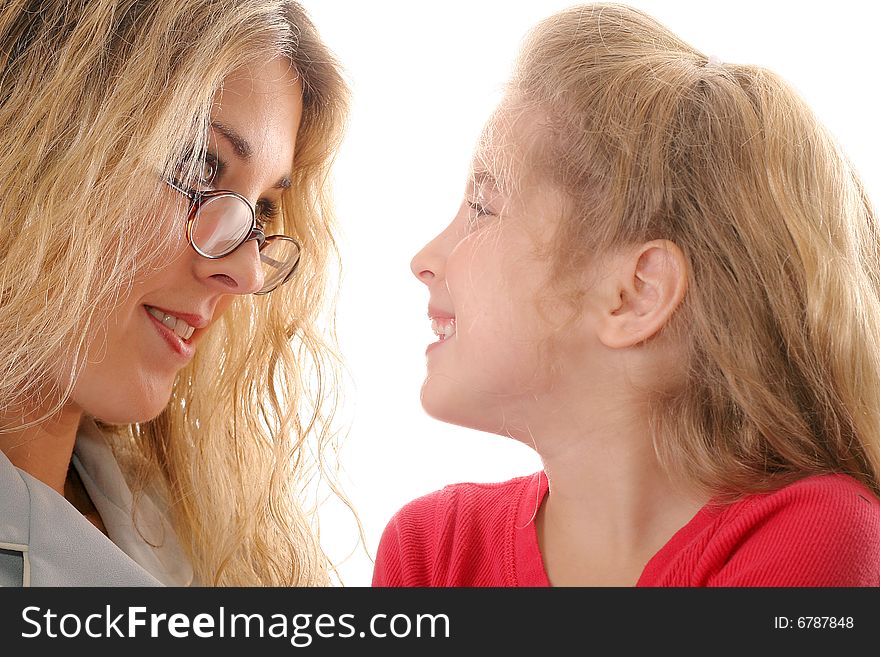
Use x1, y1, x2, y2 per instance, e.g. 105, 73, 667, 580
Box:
493, 3, 880, 499
0, 0, 350, 584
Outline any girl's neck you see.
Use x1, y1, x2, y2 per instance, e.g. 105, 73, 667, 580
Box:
532, 414, 708, 586
0, 403, 83, 496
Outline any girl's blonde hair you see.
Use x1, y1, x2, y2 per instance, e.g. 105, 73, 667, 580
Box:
497, 3, 880, 498
0, 0, 350, 585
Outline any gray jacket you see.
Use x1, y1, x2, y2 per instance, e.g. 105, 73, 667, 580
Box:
0, 448, 160, 586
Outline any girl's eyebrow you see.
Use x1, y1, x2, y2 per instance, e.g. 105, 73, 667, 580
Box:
471, 167, 499, 187
470, 168, 506, 199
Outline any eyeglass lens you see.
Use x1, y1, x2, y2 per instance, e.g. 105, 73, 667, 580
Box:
190, 193, 300, 293
258, 237, 300, 292
191, 195, 253, 256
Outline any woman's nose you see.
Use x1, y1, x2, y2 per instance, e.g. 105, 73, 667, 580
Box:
195, 238, 265, 295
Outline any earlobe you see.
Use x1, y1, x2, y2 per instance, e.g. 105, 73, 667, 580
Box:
596, 240, 688, 349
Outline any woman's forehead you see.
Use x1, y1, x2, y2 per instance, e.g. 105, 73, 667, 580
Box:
208, 57, 303, 168
211, 58, 302, 135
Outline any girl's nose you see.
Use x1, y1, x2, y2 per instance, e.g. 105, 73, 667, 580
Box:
410, 237, 444, 285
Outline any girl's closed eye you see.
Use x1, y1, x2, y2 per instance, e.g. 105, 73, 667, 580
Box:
464, 170, 504, 230
464, 198, 497, 233
467, 199, 495, 219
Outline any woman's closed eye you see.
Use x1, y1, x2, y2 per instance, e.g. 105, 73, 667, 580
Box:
255, 199, 280, 231
195, 154, 221, 189
172, 152, 222, 191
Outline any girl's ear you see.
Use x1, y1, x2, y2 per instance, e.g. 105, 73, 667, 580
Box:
594, 240, 688, 349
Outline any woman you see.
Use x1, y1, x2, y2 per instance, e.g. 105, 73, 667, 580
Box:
0, 0, 349, 586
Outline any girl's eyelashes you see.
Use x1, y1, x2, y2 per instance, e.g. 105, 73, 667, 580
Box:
464, 171, 503, 228
464, 198, 498, 232
467, 200, 494, 219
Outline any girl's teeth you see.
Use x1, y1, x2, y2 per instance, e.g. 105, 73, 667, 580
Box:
431, 318, 456, 340
147, 306, 196, 341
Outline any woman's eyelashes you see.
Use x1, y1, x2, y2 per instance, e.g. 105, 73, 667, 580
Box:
255, 199, 280, 230
194, 153, 223, 190
172, 151, 222, 190
174, 150, 281, 230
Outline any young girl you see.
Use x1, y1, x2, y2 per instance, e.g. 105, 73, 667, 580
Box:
373, 3, 880, 586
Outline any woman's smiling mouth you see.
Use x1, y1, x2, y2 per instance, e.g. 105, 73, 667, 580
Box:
145, 306, 197, 340
143, 305, 206, 359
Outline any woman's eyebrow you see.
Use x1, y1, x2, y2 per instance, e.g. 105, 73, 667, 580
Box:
210, 120, 292, 190
211, 120, 252, 160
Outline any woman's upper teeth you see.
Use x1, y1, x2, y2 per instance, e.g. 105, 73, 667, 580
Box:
431, 317, 456, 339
147, 306, 196, 340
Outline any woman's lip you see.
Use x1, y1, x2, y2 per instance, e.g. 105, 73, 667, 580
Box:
145, 305, 209, 329
144, 306, 195, 360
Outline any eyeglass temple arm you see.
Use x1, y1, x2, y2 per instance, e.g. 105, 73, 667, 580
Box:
165, 179, 198, 201
260, 253, 286, 269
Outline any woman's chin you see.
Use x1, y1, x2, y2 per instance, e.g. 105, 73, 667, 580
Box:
75, 387, 174, 426
90, 404, 169, 426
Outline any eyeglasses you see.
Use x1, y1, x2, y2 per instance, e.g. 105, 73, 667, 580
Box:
166, 179, 301, 295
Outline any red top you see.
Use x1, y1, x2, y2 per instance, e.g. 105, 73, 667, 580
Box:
372, 472, 880, 586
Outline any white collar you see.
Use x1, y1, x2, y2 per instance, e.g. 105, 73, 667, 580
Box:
72, 418, 195, 586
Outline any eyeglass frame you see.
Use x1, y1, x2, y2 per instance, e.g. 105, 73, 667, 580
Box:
165, 179, 302, 295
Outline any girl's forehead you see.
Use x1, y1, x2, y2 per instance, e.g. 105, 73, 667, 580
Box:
476, 99, 551, 171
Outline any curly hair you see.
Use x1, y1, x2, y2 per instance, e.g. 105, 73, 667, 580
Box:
0, 0, 350, 584
482, 3, 880, 500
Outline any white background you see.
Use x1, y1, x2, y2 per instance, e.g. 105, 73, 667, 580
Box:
297, 0, 880, 586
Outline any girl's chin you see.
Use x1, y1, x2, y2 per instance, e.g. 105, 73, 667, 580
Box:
420, 389, 504, 435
